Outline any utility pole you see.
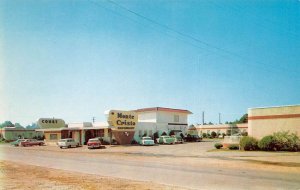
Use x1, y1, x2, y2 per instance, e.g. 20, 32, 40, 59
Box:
92, 117, 95, 123
202, 111, 205, 125
219, 113, 221, 124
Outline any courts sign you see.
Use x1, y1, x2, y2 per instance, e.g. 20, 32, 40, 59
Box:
37, 118, 65, 128
107, 110, 137, 130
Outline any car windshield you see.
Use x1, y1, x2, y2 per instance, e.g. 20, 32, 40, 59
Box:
59, 139, 67, 142
89, 139, 99, 142
143, 137, 152, 140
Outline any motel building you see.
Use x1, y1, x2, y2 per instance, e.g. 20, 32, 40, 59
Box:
248, 104, 300, 139
0, 127, 43, 141
36, 107, 192, 145
133, 107, 192, 142
194, 123, 248, 136
36, 120, 111, 145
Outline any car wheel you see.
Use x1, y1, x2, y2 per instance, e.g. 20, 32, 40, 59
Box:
68, 145, 71, 148
60, 147, 62, 149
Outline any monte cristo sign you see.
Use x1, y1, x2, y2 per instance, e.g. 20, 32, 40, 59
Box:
107, 110, 138, 144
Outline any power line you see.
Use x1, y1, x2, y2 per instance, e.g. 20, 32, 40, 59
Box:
104, 0, 300, 78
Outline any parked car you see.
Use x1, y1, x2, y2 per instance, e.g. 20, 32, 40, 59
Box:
140, 137, 155, 146
57, 138, 79, 148
184, 134, 202, 142
87, 138, 103, 149
11, 139, 26, 147
19, 139, 45, 147
156, 136, 176, 145
171, 135, 184, 144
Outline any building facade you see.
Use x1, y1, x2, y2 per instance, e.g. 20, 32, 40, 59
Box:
133, 107, 192, 142
0, 127, 43, 141
37, 122, 110, 145
195, 124, 248, 136
248, 105, 300, 139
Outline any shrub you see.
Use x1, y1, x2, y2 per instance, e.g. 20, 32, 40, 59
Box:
258, 135, 275, 151
240, 136, 258, 151
211, 131, 217, 138
202, 133, 207, 138
241, 131, 248, 136
228, 144, 239, 150
214, 143, 223, 149
272, 131, 300, 151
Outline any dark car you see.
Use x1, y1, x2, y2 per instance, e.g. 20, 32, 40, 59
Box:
184, 134, 202, 142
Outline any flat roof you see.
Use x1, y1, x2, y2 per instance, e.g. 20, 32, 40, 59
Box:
135, 107, 192, 114
248, 104, 300, 110
36, 126, 109, 132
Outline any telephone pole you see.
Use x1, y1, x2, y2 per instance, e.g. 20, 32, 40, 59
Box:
202, 111, 205, 125
219, 113, 221, 124
92, 117, 95, 123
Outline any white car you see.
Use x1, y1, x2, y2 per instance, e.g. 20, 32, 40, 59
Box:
57, 138, 79, 148
140, 137, 155, 146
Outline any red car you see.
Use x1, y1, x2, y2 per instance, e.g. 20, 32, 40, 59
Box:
20, 139, 44, 147
87, 138, 103, 149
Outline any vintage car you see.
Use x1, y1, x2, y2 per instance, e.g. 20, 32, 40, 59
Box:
11, 139, 26, 147
156, 135, 176, 145
184, 134, 202, 142
172, 135, 184, 144
140, 137, 155, 146
87, 138, 103, 149
19, 139, 45, 147
57, 138, 80, 148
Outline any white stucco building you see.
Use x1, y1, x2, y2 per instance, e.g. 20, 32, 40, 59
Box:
133, 107, 192, 142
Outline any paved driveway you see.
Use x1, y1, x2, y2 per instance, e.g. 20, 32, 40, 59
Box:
1, 141, 300, 190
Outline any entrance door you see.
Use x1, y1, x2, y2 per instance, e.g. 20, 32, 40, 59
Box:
85, 130, 92, 145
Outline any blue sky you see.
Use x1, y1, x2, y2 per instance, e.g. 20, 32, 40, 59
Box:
1, 0, 299, 126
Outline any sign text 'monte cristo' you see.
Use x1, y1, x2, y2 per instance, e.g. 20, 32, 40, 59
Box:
108, 110, 138, 130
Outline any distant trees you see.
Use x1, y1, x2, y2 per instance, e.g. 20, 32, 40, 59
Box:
225, 114, 248, 125
0, 121, 14, 128
26, 123, 39, 129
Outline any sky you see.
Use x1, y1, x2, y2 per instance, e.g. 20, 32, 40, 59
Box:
0, 0, 299, 126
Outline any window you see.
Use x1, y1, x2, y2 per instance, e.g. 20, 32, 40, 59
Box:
95, 129, 104, 137
174, 115, 179, 122
139, 130, 143, 137
50, 134, 58, 140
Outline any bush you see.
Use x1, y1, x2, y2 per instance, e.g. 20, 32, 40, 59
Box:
228, 144, 239, 150
214, 143, 223, 149
211, 131, 217, 138
258, 135, 275, 151
241, 131, 248, 136
202, 133, 207, 138
240, 136, 258, 151
272, 131, 300, 151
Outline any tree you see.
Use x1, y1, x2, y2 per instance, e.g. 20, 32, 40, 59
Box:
14, 123, 24, 128
239, 114, 248, 123
0, 121, 14, 128
211, 131, 217, 138
26, 123, 39, 129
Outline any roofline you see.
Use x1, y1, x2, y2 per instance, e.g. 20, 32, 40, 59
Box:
248, 104, 300, 110
134, 107, 193, 114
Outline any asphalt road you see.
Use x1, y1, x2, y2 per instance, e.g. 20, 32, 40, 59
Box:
0, 144, 299, 190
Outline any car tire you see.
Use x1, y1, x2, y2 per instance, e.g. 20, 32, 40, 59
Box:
68, 145, 71, 148
60, 147, 62, 149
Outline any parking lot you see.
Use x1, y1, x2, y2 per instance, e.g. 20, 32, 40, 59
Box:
1, 140, 300, 189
